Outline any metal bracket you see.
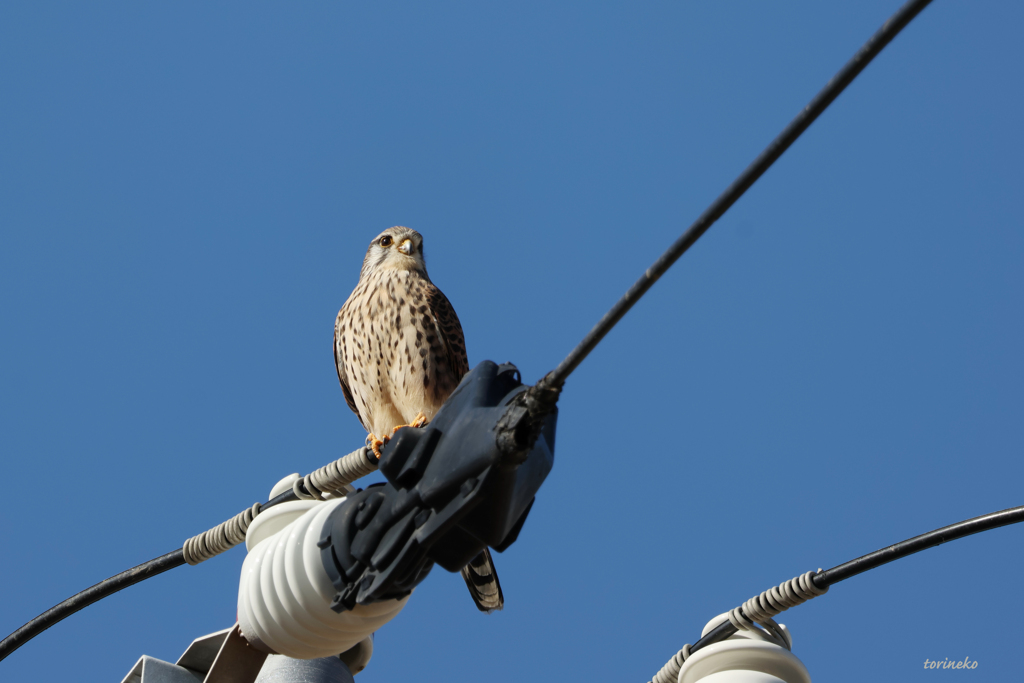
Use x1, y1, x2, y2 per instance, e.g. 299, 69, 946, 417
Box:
120, 625, 267, 683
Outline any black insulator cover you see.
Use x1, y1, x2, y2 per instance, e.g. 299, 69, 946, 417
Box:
318, 360, 557, 612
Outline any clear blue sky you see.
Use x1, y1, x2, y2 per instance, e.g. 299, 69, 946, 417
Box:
2, 2, 1022, 681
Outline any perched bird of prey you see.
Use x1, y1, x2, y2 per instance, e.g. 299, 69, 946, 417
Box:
334, 226, 503, 613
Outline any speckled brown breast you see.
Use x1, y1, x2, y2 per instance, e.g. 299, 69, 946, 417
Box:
334, 266, 468, 438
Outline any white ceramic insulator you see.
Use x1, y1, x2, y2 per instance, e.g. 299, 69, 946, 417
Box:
237, 495, 409, 660
677, 614, 811, 683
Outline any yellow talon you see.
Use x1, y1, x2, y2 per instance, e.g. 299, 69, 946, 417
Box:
368, 434, 388, 459
388, 412, 430, 438
372, 414, 429, 459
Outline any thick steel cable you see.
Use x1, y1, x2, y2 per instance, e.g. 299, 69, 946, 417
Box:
0, 550, 185, 663
549, 0, 935, 389
813, 504, 1024, 587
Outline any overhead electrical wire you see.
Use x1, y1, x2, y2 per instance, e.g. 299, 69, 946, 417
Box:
1, 0, 941, 666
694, 504, 1024, 652
545, 0, 935, 388
646, 504, 1024, 683
0, 550, 186, 663
0, 448, 373, 663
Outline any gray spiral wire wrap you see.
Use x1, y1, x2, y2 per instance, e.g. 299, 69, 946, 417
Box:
292, 446, 378, 501
647, 570, 827, 682
181, 447, 378, 564
182, 502, 262, 565
648, 644, 691, 683
727, 570, 827, 649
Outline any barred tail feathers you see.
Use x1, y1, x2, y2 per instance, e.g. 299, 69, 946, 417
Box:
460, 548, 504, 612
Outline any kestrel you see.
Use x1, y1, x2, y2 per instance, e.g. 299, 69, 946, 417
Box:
334, 226, 503, 613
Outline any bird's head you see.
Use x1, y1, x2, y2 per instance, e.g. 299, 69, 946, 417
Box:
360, 226, 427, 279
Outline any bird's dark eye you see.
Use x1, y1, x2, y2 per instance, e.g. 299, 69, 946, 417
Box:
380, 236, 393, 247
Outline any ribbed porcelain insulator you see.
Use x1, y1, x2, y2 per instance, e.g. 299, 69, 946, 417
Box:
237, 497, 408, 660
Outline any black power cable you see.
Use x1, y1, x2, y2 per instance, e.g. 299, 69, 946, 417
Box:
0, 550, 185, 662
690, 504, 1024, 655
0, 486, 310, 664
544, 0, 935, 389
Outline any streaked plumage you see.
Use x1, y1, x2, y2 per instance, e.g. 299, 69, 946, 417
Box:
461, 548, 504, 612
334, 226, 503, 612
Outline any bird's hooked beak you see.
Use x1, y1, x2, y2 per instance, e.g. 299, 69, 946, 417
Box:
398, 239, 413, 255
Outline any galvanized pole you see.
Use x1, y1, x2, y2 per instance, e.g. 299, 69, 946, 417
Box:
254, 655, 355, 683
